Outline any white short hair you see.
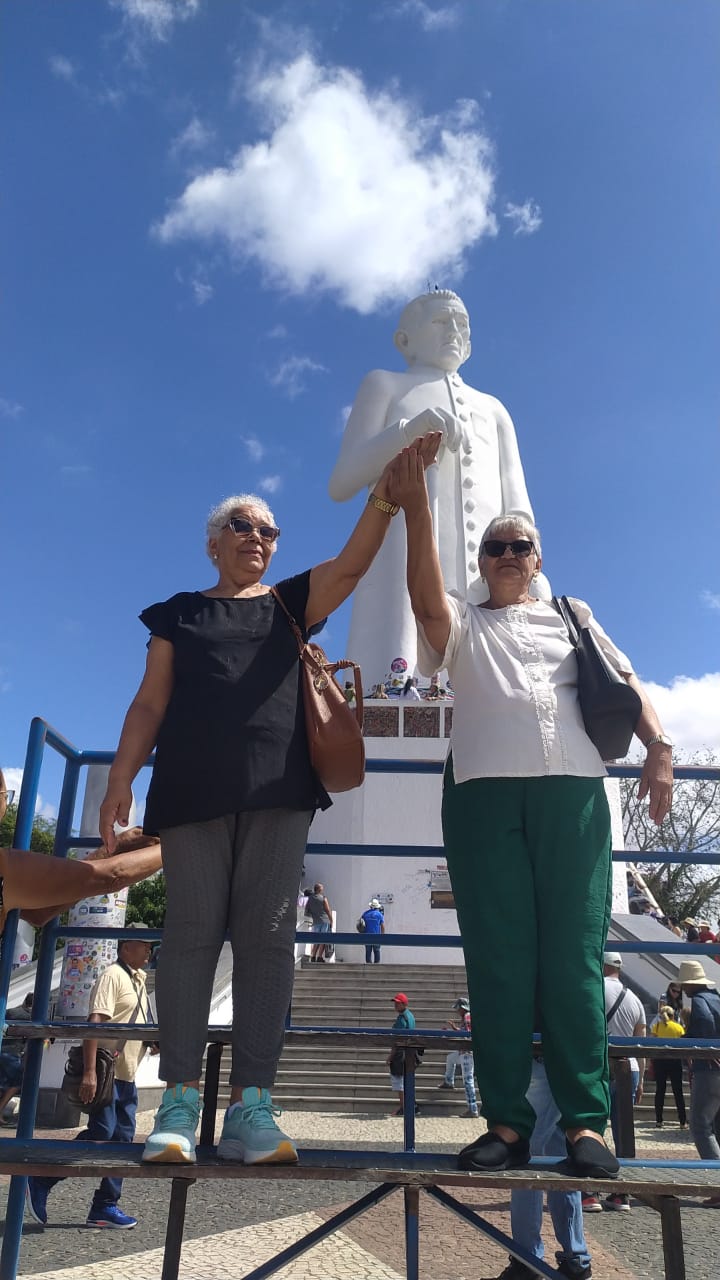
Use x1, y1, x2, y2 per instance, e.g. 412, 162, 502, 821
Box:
206, 493, 278, 562
479, 512, 542, 560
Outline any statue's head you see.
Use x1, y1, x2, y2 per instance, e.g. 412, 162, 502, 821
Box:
393, 290, 470, 372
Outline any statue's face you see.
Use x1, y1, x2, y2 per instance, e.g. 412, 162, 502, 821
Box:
403, 300, 470, 371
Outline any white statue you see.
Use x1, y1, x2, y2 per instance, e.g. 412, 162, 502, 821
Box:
329, 289, 550, 687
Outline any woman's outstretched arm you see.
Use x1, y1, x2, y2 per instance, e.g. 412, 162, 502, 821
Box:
2, 829, 162, 927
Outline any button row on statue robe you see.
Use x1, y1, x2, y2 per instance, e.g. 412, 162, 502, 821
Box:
468, 561, 478, 573
459, 412, 468, 422
467, 541, 477, 552
466, 520, 476, 531
462, 455, 472, 467
464, 499, 474, 511
456, 395, 465, 405
463, 477, 473, 488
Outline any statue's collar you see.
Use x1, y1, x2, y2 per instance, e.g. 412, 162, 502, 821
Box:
406, 363, 464, 383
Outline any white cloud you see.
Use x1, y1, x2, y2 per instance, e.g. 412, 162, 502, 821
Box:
640, 672, 720, 755
153, 51, 497, 314
259, 474, 282, 494
48, 54, 78, 84
269, 354, 326, 399
702, 590, 720, 612
1, 768, 57, 821
0, 397, 24, 419
504, 199, 543, 237
170, 116, 214, 157
190, 276, 213, 305
111, 0, 200, 42
267, 324, 287, 340
395, 0, 460, 30
242, 435, 265, 463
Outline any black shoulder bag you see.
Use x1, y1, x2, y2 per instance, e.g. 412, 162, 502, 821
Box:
553, 595, 641, 761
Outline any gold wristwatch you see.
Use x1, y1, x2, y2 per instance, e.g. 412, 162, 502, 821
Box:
367, 492, 399, 517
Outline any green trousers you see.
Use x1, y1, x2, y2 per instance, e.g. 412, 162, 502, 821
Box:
442, 765, 613, 1138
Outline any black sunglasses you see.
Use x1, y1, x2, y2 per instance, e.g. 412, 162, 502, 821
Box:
482, 538, 535, 558
224, 517, 280, 543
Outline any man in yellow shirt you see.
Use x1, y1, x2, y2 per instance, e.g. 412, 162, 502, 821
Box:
27, 926, 154, 1229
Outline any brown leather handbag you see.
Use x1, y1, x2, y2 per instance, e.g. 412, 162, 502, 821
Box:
271, 587, 365, 793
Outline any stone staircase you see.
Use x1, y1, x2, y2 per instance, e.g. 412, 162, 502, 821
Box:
210, 962, 474, 1114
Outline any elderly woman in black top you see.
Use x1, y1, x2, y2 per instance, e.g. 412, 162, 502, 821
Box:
99, 438, 439, 1167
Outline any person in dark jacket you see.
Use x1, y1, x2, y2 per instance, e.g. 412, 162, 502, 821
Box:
679, 960, 720, 1168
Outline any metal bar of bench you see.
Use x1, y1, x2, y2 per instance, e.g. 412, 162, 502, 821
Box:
200, 1041, 223, 1147
404, 1186, 420, 1280
659, 1196, 686, 1280
614, 1057, 637, 1158
238, 1182, 396, 1280
425, 1184, 558, 1279
161, 1177, 195, 1280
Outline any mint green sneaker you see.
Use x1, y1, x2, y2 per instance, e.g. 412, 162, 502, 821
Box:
142, 1085, 201, 1164
217, 1087, 298, 1165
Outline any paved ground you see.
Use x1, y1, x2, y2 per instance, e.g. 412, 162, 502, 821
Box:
1, 1110, 718, 1279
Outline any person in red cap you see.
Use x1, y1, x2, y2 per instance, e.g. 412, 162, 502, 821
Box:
387, 993, 418, 1116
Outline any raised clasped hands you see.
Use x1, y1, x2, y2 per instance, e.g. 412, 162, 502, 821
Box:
386, 432, 443, 514
405, 407, 471, 455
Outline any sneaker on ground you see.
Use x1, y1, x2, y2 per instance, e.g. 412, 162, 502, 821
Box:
217, 1087, 297, 1165
460, 1108, 479, 1118
437, 1081, 455, 1090
580, 1193, 602, 1213
604, 1193, 631, 1211
86, 1204, 137, 1229
142, 1084, 201, 1164
25, 1180, 49, 1226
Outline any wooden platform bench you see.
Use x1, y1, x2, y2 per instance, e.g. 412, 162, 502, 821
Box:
1, 1138, 719, 1280
2, 1024, 720, 1280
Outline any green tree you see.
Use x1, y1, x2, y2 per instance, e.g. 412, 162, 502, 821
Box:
126, 873, 166, 929
620, 750, 720, 922
0, 804, 57, 854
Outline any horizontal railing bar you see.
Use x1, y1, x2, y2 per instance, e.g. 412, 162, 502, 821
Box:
6, 1022, 719, 1056
307, 842, 720, 865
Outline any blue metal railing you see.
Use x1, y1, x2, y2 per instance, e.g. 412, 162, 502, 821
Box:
1, 717, 719, 1279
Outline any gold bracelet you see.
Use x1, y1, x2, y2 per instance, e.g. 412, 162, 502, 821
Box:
367, 492, 399, 517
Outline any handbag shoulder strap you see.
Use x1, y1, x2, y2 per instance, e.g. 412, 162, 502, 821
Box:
606, 987, 627, 1024
270, 585, 305, 656
552, 595, 580, 647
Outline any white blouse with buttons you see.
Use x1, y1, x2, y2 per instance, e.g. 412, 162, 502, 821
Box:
417, 596, 634, 781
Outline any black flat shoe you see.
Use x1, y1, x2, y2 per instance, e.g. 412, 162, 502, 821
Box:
564, 1135, 619, 1179
457, 1131, 530, 1172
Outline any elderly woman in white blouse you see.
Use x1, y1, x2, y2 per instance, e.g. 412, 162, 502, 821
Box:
389, 439, 673, 1179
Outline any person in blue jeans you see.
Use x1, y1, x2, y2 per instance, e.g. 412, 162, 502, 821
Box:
680, 959, 720, 1209
494, 1058, 592, 1279
439, 997, 478, 1117
27, 931, 154, 1229
360, 898, 385, 963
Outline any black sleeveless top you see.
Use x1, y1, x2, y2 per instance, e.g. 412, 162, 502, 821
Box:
141, 570, 330, 834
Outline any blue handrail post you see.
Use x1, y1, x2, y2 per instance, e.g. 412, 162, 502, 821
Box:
0, 754, 80, 1280
0, 718, 48, 1043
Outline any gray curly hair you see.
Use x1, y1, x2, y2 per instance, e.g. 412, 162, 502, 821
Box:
205, 493, 278, 562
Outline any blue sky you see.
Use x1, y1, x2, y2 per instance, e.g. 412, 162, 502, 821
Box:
2, 0, 719, 816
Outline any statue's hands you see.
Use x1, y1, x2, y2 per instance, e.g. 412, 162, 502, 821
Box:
404, 407, 470, 455
377, 433, 441, 499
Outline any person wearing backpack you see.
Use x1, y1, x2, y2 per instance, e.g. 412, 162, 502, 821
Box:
358, 898, 385, 963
